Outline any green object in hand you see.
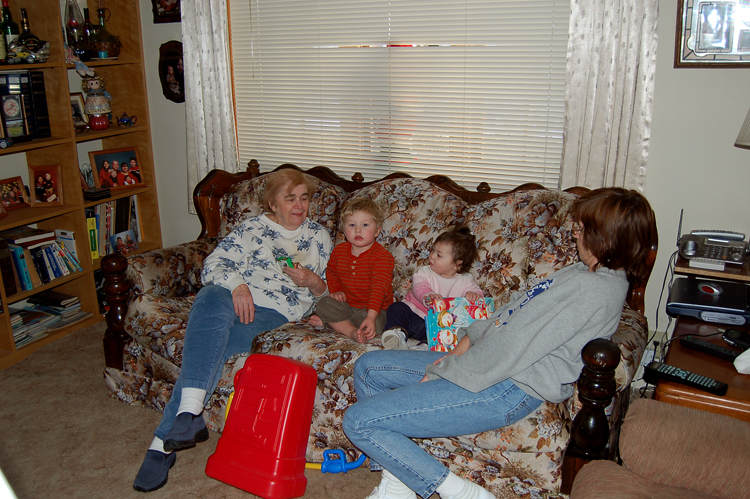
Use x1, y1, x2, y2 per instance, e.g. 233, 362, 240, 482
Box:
277, 256, 294, 268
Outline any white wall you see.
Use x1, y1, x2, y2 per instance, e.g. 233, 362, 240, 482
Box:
644, 0, 750, 338
142, 0, 750, 334
138, 0, 200, 247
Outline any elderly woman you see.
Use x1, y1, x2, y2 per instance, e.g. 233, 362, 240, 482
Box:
343, 187, 657, 499
134, 169, 332, 492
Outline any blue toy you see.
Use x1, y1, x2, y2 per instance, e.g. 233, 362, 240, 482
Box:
305, 450, 366, 473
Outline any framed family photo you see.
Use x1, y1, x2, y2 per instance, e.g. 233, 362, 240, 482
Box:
89, 147, 144, 190
110, 229, 138, 255
158, 41, 184, 103
0, 176, 30, 210
151, 0, 181, 23
28, 165, 63, 207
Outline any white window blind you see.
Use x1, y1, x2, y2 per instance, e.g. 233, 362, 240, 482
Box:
230, 0, 569, 192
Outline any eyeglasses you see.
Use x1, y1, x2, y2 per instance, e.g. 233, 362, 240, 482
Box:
572, 222, 583, 233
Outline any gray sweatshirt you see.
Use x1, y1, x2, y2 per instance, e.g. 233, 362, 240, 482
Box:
424, 262, 628, 403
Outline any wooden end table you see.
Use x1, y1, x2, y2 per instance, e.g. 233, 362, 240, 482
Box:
654, 317, 750, 422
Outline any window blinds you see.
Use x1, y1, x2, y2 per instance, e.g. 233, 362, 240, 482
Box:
230, 0, 568, 192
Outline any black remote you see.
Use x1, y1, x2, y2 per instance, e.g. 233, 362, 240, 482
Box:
643, 361, 728, 396
679, 335, 741, 362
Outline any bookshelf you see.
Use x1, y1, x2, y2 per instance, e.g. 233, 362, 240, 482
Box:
0, 0, 162, 369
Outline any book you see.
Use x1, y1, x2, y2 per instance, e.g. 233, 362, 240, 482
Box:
130, 195, 141, 241
27, 289, 80, 308
87, 216, 99, 260
115, 196, 131, 234
39, 245, 56, 282
21, 247, 42, 288
425, 297, 495, 352
57, 241, 83, 272
27, 70, 51, 139
0, 226, 56, 246
50, 242, 72, 275
55, 229, 77, 260
8, 244, 32, 291
43, 245, 63, 278
0, 237, 17, 296
28, 245, 51, 284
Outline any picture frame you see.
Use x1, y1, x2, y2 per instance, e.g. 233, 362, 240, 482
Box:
151, 0, 181, 24
89, 147, 144, 190
1, 94, 30, 141
0, 176, 30, 211
158, 41, 184, 103
676, 0, 750, 67
110, 229, 138, 255
28, 165, 63, 207
79, 162, 95, 191
70, 92, 88, 126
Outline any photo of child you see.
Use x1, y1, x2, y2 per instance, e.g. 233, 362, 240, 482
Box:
110, 229, 139, 255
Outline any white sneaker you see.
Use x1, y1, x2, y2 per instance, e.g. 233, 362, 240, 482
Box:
438, 476, 494, 499
381, 329, 408, 350
365, 470, 417, 499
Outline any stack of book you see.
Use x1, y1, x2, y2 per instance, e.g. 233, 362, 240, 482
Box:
10, 290, 93, 347
0, 226, 83, 292
9, 305, 60, 348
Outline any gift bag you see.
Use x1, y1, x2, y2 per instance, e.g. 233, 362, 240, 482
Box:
425, 296, 495, 352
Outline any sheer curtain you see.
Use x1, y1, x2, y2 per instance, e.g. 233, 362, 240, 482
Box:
181, 0, 238, 213
560, 0, 659, 191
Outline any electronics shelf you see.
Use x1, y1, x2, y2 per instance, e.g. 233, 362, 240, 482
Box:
0, 0, 162, 369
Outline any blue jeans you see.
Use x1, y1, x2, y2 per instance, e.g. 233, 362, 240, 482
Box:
343, 350, 542, 498
154, 284, 287, 440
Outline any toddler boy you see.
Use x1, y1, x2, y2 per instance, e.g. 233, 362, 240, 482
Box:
309, 198, 394, 342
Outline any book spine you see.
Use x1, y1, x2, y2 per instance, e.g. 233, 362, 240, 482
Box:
9, 245, 33, 290
29, 245, 51, 284
51, 243, 72, 275
43, 245, 63, 279
86, 216, 99, 260
0, 237, 17, 296
55, 229, 78, 260
22, 246, 43, 288
58, 242, 83, 272
39, 245, 57, 282
28, 70, 51, 139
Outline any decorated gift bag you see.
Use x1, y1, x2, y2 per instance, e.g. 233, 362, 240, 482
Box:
425, 296, 495, 352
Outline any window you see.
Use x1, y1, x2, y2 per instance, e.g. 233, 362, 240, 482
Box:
230, 0, 568, 192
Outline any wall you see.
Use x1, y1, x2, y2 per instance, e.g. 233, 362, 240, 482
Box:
644, 0, 750, 338
142, 0, 750, 334
138, 0, 199, 247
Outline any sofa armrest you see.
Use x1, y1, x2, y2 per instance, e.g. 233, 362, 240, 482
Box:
125, 237, 219, 297
619, 399, 750, 499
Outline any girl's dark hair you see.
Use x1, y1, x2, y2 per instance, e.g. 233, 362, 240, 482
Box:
435, 226, 480, 274
571, 187, 657, 286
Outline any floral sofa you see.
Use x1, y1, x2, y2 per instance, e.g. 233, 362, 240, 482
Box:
102, 163, 655, 498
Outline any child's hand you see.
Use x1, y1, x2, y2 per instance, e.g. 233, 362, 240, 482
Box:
356, 317, 377, 342
423, 293, 442, 307
331, 291, 346, 302
465, 291, 482, 303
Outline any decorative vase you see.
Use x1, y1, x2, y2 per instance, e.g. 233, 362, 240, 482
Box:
89, 8, 121, 58
88, 114, 109, 130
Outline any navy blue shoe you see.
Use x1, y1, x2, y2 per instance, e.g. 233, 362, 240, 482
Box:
133, 450, 176, 492
163, 412, 209, 451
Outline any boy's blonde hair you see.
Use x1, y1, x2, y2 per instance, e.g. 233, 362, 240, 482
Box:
339, 197, 384, 228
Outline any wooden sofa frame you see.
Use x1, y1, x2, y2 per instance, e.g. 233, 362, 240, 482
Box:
101, 160, 658, 493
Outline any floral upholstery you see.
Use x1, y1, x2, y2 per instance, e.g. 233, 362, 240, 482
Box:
104, 173, 649, 498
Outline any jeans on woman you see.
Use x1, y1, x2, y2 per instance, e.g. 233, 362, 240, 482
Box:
154, 284, 287, 440
384, 301, 427, 342
343, 350, 542, 498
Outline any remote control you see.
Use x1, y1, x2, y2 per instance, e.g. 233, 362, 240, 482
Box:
679, 335, 740, 362
643, 361, 728, 396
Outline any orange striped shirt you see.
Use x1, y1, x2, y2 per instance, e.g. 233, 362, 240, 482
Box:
326, 241, 394, 312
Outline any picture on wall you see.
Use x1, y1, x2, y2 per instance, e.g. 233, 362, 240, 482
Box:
0, 176, 30, 210
89, 147, 144, 190
28, 164, 63, 207
158, 41, 184, 103
152, 0, 181, 24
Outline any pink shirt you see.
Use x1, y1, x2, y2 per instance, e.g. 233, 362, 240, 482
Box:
404, 265, 484, 318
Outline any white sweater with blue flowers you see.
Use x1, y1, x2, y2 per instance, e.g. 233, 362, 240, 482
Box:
201, 214, 333, 321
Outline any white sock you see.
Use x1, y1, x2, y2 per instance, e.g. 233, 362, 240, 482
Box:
176, 387, 206, 416
436, 473, 466, 496
148, 436, 169, 454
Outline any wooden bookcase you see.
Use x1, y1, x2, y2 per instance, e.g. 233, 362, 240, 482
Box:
0, 0, 162, 369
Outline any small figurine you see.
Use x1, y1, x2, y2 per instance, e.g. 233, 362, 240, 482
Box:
82, 75, 112, 130
6, 39, 50, 64
115, 113, 138, 127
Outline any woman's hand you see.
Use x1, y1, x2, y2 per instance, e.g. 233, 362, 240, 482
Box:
465, 291, 482, 303
283, 265, 327, 296
420, 336, 471, 382
232, 284, 255, 324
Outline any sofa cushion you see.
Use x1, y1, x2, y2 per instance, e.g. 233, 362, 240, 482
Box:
620, 399, 750, 499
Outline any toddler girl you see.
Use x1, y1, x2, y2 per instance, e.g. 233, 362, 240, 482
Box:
382, 226, 483, 349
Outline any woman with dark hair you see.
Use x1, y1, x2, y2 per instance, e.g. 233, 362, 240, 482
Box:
343, 188, 657, 499
133, 169, 333, 493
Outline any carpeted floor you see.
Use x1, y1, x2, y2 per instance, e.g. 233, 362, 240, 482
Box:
0, 322, 381, 499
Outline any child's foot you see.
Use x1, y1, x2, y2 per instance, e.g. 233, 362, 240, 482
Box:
381, 328, 408, 350
308, 315, 324, 327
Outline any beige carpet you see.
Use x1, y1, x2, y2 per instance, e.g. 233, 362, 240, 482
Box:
0, 322, 381, 499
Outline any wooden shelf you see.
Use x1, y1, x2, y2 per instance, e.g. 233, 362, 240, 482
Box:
0, 0, 162, 370
675, 256, 750, 283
